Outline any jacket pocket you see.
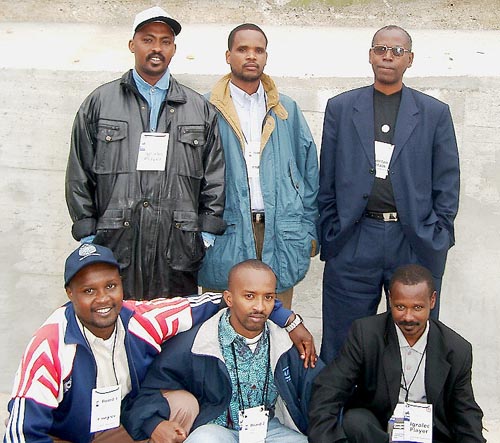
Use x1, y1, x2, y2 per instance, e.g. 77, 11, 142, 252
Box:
177, 125, 206, 179
288, 159, 305, 202
199, 222, 239, 289
94, 208, 133, 268
94, 119, 129, 174
167, 210, 205, 271
277, 220, 311, 288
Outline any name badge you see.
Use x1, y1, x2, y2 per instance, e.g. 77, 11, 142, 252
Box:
244, 141, 261, 179
374, 141, 394, 179
238, 405, 269, 443
136, 132, 169, 171
389, 401, 433, 443
90, 384, 121, 433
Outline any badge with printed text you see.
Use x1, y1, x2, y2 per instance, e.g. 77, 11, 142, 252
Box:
374, 141, 394, 179
238, 405, 269, 443
389, 401, 433, 443
244, 141, 261, 179
90, 384, 121, 433
136, 132, 169, 171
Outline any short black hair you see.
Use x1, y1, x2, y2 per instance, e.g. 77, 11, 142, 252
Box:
372, 25, 412, 50
227, 259, 275, 289
389, 264, 435, 295
228, 23, 268, 50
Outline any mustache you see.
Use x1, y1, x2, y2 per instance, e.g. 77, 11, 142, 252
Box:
398, 321, 420, 327
147, 52, 165, 61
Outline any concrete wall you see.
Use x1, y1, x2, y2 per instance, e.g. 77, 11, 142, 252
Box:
0, 26, 499, 437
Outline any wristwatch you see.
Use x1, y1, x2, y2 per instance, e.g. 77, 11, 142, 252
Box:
285, 313, 303, 333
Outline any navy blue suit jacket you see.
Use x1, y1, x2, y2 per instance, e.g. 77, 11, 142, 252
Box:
318, 85, 460, 276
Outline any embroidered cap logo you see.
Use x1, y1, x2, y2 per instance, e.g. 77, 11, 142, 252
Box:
78, 244, 99, 261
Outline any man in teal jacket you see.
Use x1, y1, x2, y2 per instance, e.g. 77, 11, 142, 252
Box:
198, 23, 319, 309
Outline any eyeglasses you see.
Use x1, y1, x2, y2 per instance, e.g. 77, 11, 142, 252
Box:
371, 45, 411, 57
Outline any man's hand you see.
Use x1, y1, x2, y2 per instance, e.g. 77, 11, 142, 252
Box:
289, 323, 318, 369
150, 420, 187, 443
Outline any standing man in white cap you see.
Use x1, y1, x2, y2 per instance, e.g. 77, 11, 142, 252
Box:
65, 7, 226, 300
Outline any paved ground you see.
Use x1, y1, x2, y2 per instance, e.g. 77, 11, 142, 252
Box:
1, 11, 499, 441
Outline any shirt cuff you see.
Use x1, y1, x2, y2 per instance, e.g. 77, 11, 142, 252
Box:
201, 231, 216, 248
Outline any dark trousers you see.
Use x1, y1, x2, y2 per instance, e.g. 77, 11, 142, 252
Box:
342, 408, 389, 443
320, 217, 442, 364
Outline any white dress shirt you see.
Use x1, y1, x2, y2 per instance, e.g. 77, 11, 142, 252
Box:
396, 321, 429, 403
229, 81, 267, 211
77, 317, 132, 399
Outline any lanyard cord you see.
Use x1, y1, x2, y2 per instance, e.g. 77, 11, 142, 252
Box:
230, 334, 271, 411
401, 345, 427, 402
83, 325, 119, 386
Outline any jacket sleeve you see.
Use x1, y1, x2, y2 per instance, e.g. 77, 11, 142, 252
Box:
65, 97, 99, 241
448, 344, 486, 443
198, 103, 226, 235
431, 104, 460, 247
276, 349, 326, 435
268, 298, 293, 327
317, 98, 339, 260
4, 324, 64, 443
294, 102, 320, 250
121, 332, 196, 440
4, 398, 56, 443
128, 293, 223, 345
308, 320, 364, 443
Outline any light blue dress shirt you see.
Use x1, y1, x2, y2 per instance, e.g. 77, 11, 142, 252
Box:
132, 68, 170, 132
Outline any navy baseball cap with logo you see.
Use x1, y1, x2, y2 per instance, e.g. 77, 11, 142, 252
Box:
64, 244, 120, 287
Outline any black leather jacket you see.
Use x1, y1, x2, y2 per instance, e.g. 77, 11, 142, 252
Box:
65, 71, 225, 299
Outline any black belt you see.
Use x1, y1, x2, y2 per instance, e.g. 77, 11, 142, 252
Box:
252, 212, 265, 223
365, 211, 398, 222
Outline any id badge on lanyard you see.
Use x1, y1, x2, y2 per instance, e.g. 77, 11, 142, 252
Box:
90, 384, 122, 432
238, 405, 269, 443
388, 401, 433, 443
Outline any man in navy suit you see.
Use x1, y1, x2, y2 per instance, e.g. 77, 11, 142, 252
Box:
318, 25, 460, 363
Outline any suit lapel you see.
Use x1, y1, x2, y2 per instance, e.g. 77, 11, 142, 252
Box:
383, 316, 403, 411
352, 86, 375, 166
425, 322, 451, 404
392, 85, 419, 165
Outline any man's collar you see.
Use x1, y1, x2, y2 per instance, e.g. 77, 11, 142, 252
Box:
132, 68, 170, 90
395, 320, 429, 353
75, 315, 119, 345
219, 309, 267, 347
229, 80, 265, 105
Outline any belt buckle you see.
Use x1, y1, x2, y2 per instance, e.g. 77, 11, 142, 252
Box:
253, 212, 265, 223
383, 212, 398, 222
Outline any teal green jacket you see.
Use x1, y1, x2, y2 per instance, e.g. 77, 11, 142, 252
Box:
199, 74, 319, 292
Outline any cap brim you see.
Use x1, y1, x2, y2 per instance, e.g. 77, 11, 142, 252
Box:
135, 17, 181, 36
64, 259, 121, 287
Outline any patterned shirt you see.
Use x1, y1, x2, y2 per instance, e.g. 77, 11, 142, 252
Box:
212, 310, 278, 429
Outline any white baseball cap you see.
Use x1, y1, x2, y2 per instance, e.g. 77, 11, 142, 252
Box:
132, 6, 181, 36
